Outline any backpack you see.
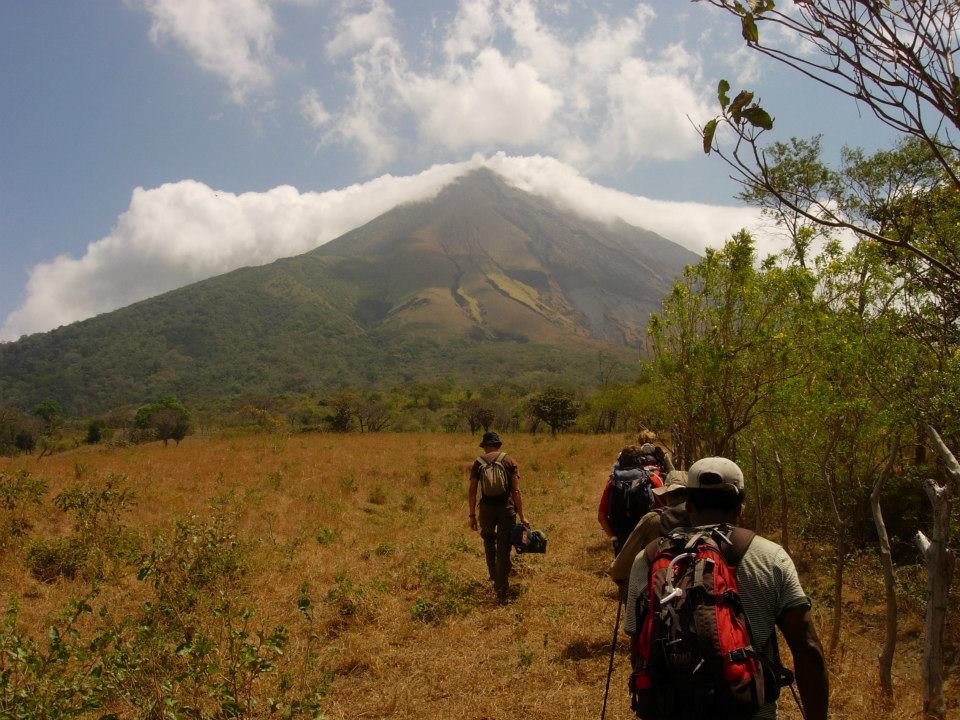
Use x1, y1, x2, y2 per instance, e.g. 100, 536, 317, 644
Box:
607, 465, 661, 539
630, 525, 770, 720
477, 452, 511, 499
511, 522, 548, 554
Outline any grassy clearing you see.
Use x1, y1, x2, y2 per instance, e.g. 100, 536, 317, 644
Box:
0, 432, 944, 718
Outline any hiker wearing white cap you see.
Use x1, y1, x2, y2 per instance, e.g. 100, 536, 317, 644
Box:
624, 457, 828, 720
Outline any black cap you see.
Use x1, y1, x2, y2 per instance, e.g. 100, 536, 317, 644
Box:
479, 431, 503, 447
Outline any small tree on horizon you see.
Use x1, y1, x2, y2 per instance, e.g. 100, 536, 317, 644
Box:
134, 397, 191, 446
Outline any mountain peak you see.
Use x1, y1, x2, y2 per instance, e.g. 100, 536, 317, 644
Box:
0, 173, 699, 412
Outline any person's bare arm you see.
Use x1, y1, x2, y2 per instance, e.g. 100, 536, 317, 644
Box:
468, 474, 479, 531
598, 507, 614, 537
778, 607, 829, 720
511, 469, 525, 523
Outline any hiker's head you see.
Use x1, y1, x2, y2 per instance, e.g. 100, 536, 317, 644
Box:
653, 469, 688, 508
685, 457, 745, 521
616, 445, 641, 469
479, 430, 503, 451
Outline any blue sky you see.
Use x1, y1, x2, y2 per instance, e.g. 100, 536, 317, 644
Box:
0, 0, 896, 341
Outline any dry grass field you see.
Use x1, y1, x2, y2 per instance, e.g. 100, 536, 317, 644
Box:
0, 432, 945, 719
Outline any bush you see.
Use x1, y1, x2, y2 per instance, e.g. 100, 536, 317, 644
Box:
0, 469, 47, 545
138, 507, 246, 619
26, 475, 138, 582
0, 407, 40, 456
25, 538, 85, 582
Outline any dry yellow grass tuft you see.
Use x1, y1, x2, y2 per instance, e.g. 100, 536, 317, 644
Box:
0, 432, 942, 718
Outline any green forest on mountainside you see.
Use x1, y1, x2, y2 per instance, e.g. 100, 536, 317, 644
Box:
0, 169, 694, 416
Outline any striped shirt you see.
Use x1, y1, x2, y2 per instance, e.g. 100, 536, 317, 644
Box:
624, 530, 810, 719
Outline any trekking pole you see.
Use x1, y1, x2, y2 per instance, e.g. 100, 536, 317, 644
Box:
789, 682, 807, 720
601, 598, 623, 720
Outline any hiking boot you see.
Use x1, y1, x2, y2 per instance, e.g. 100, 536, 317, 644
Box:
496, 590, 509, 604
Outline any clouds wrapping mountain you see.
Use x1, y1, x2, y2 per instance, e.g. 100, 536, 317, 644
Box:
1, 155, 759, 342
0, 168, 701, 413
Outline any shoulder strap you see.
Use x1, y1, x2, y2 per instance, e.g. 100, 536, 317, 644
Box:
722, 527, 756, 566
643, 537, 660, 565
476, 455, 489, 467
495, 451, 506, 463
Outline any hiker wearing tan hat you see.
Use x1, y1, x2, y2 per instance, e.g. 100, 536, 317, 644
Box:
606, 469, 690, 591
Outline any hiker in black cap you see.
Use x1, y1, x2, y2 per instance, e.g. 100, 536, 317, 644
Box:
468, 431, 527, 603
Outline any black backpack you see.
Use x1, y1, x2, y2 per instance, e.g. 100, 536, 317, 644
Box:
607, 466, 659, 539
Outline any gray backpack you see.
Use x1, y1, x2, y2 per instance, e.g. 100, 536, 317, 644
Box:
477, 452, 510, 499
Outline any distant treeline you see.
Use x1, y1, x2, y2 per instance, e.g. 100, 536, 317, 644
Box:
0, 377, 659, 456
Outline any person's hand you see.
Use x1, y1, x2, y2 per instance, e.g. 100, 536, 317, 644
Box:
469, 515, 478, 532
519, 515, 528, 526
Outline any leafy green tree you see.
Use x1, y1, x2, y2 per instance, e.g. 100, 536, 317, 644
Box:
135, 397, 191, 446
85, 419, 105, 444
457, 397, 495, 434
0, 407, 40, 455
647, 231, 813, 465
32, 399, 63, 435
699, 0, 960, 283
529, 388, 578, 436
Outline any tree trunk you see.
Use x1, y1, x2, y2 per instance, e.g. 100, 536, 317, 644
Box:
870, 448, 898, 696
915, 425, 959, 720
774, 451, 789, 555
750, 441, 763, 532
824, 468, 844, 657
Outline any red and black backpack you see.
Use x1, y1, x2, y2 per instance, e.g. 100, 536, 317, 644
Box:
630, 525, 770, 720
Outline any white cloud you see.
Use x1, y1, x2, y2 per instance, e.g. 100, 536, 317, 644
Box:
139, 0, 277, 103
299, 89, 331, 128
484, 153, 763, 255
598, 47, 714, 165
498, 0, 569, 80
444, 0, 495, 59
400, 49, 562, 150
322, 1, 714, 171
1, 155, 771, 341
325, 0, 395, 59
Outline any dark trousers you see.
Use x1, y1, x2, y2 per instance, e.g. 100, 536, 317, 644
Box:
478, 500, 516, 597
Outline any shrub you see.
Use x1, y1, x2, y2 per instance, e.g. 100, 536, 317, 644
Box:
315, 526, 337, 545
408, 558, 482, 624
25, 538, 86, 582
27, 475, 138, 582
0, 469, 47, 545
138, 507, 246, 619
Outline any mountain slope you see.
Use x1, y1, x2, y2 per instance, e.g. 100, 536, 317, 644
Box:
0, 169, 699, 414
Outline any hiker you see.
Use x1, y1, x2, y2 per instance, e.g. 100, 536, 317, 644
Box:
598, 444, 665, 555
607, 469, 690, 595
624, 457, 828, 720
640, 442, 674, 475
468, 431, 527, 603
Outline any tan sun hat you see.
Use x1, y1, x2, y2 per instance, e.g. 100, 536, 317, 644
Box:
652, 469, 688, 497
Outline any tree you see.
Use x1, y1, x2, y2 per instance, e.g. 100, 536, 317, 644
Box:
323, 390, 392, 432
0, 408, 39, 456
647, 231, 812, 464
457, 398, 495, 434
529, 388, 578, 436
134, 397, 191, 446
32, 399, 64, 435
915, 425, 959, 720
698, 0, 960, 282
